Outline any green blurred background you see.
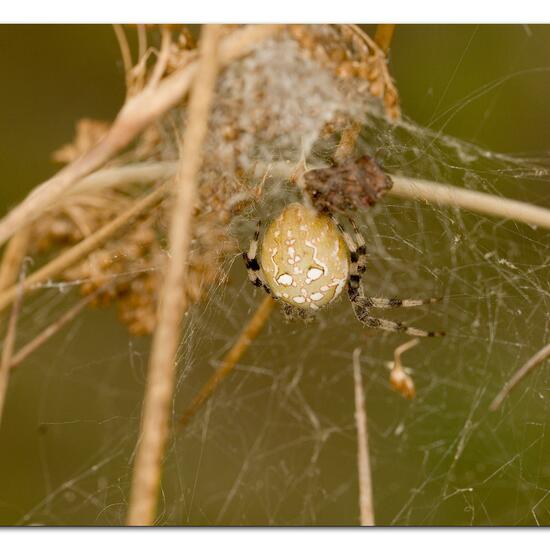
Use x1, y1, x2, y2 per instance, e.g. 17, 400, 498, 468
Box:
0, 25, 549, 526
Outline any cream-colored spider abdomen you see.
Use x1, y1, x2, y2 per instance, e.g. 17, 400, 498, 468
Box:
260, 203, 350, 310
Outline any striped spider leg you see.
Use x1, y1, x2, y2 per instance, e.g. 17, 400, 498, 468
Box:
335, 217, 444, 338
242, 220, 314, 323
242, 220, 271, 295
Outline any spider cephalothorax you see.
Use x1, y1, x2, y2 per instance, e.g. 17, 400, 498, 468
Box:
243, 202, 444, 337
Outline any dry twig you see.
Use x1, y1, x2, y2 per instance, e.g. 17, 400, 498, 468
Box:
0, 267, 27, 426
0, 25, 281, 249
0, 229, 30, 425
374, 24, 396, 54
146, 25, 172, 90
352, 348, 375, 526
490, 343, 550, 411
391, 175, 550, 231
113, 24, 133, 94
334, 121, 362, 163
127, 24, 222, 526
8, 291, 101, 370
0, 230, 30, 292
180, 295, 276, 428
68, 161, 550, 231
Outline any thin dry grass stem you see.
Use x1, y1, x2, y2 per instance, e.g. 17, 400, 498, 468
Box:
490, 342, 550, 411
127, 25, 223, 527
0, 267, 27, 426
0, 229, 30, 424
0, 229, 30, 293
113, 24, 133, 94
334, 121, 362, 163
391, 175, 550, 231
180, 295, 276, 428
9, 290, 102, 370
0, 25, 282, 249
352, 347, 375, 526
69, 162, 176, 198
137, 25, 147, 62
146, 25, 172, 90
76, 161, 550, 231
374, 24, 396, 54
0, 183, 168, 316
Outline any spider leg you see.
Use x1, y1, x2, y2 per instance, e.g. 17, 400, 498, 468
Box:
331, 215, 368, 301
242, 221, 273, 296
280, 302, 315, 323
333, 214, 444, 337
352, 307, 445, 337
349, 284, 444, 337
358, 296, 442, 309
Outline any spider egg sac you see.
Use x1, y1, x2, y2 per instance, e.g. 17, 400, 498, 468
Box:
260, 203, 350, 310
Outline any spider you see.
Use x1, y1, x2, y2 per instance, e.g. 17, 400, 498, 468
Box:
242, 202, 444, 337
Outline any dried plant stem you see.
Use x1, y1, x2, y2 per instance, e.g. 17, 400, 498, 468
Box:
0, 183, 168, 316
352, 348, 375, 526
374, 24, 396, 54
113, 24, 133, 93
127, 25, 223, 526
69, 162, 176, 198
180, 295, 275, 428
0, 229, 30, 292
146, 25, 172, 90
8, 291, 100, 370
334, 121, 362, 163
137, 25, 147, 63
73, 161, 550, 231
0, 270, 26, 426
0, 229, 30, 425
0, 25, 281, 249
490, 343, 550, 411
390, 175, 550, 230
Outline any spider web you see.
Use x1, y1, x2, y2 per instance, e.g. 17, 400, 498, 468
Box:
0, 26, 549, 526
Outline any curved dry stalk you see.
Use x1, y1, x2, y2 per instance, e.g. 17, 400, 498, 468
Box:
374, 24, 396, 54
0, 267, 27, 426
0, 25, 282, 249
8, 290, 101, 370
0, 229, 30, 293
490, 343, 550, 411
67, 162, 176, 199
127, 25, 223, 527
0, 183, 168, 316
390, 175, 550, 230
179, 295, 276, 429
0, 229, 30, 425
146, 25, 172, 90
67, 161, 550, 231
137, 25, 147, 63
352, 348, 375, 526
113, 24, 133, 94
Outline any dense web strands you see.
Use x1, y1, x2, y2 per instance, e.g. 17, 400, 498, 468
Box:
1, 27, 549, 526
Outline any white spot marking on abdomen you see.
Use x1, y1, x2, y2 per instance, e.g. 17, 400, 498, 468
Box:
277, 274, 293, 286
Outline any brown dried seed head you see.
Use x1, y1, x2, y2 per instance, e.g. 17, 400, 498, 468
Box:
336, 60, 355, 78
389, 365, 416, 400
369, 80, 383, 98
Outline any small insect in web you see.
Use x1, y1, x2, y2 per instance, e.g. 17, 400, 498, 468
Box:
242, 158, 445, 336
